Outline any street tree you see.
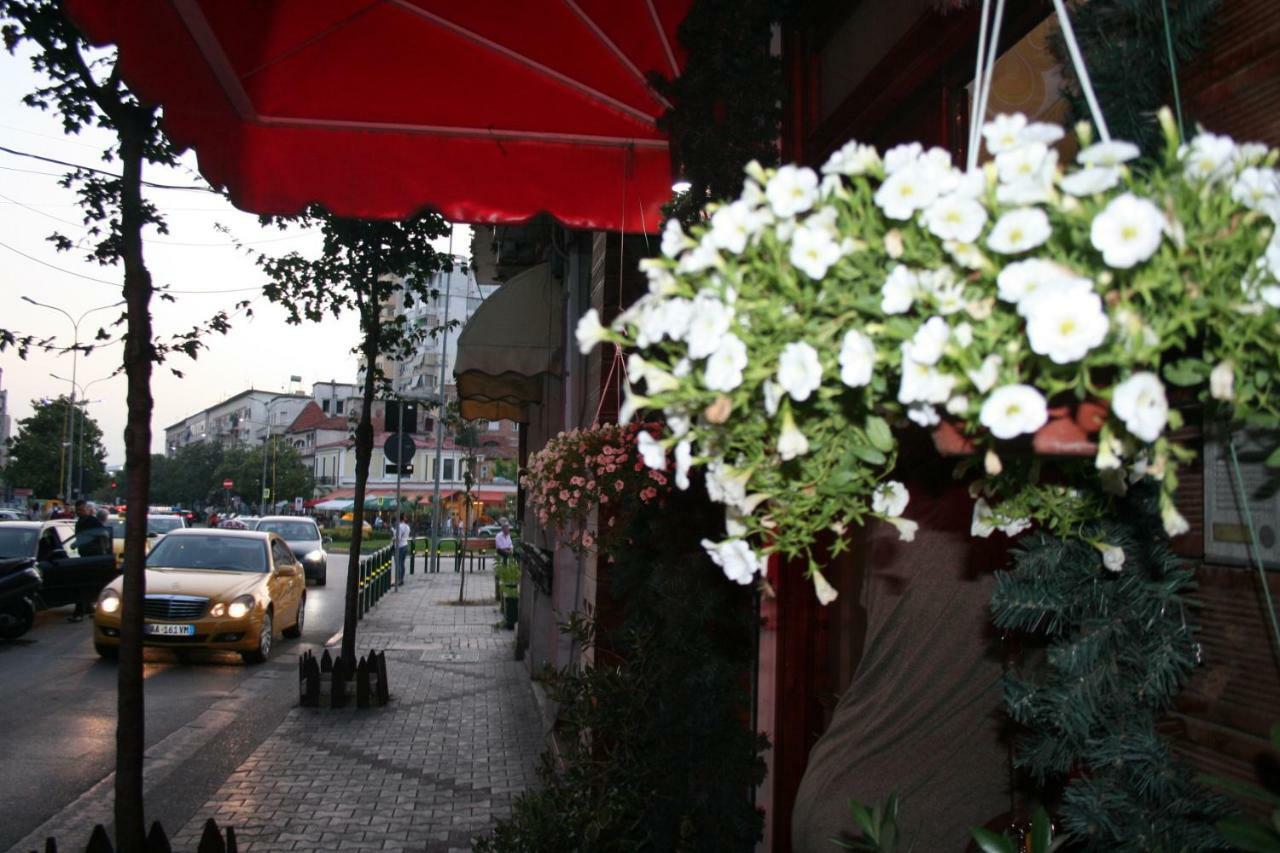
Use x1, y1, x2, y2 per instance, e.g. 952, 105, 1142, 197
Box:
255, 210, 451, 663
214, 441, 315, 512
148, 441, 225, 507
3, 395, 108, 497
1, 2, 246, 846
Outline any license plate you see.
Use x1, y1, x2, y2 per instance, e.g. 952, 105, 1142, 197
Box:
145, 623, 195, 636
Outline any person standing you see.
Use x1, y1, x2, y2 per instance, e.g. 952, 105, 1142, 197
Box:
70, 500, 106, 620
394, 513, 411, 586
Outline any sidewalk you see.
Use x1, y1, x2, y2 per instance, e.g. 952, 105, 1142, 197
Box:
171, 568, 544, 853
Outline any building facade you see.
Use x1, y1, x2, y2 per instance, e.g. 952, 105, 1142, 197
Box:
163, 389, 311, 456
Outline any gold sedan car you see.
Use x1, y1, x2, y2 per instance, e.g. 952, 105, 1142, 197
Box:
93, 528, 306, 664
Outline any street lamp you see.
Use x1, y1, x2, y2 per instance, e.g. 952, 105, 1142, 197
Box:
50, 372, 114, 498
24, 297, 125, 501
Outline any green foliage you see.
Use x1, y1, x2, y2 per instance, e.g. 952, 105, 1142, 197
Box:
835, 796, 904, 852
475, 489, 766, 852
991, 482, 1225, 850
148, 442, 226, 507
655, 0, 785, 225
1054, 0, 1221, 158
3, 395, 107, 497
970, 807, 1066, 853
211, 439, 314, 509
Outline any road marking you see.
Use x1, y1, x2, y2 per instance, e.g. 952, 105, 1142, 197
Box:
324, 629, 343, 648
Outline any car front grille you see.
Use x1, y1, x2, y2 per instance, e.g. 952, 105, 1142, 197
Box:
143, 595, 209, 620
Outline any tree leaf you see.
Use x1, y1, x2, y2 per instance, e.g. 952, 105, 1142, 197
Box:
1030, 806, 1051, 852
849, 445, 886, 465
866, 416, 895, 453
1266, 446, 1280, 468
968, 827, 1014, 853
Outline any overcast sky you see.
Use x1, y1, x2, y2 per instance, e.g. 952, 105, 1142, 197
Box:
1, 44, 470, 467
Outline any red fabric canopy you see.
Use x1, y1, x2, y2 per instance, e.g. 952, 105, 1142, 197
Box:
64, 0, 690, 233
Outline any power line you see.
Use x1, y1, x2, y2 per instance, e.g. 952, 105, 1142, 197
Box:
0, 239, 265, 295
0, 144, 220, 192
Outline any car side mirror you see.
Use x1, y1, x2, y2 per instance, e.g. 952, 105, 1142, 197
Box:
147, 531, 158, 538
322, 536, 333, 545
277, 564, 300, 577
49, 548, 68, 561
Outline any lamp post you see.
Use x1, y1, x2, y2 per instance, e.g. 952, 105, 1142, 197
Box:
24, 297, 124, 501
51, 373, 114, 499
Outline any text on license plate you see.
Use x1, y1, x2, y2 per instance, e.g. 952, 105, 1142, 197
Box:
145, 623, 195, 636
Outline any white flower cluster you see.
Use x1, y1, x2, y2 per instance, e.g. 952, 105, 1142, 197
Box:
578, 110, 1280, 597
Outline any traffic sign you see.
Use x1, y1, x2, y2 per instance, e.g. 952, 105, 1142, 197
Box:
262, 488, 271, 499
383, 432, 415, 465
223, 479, 234, 489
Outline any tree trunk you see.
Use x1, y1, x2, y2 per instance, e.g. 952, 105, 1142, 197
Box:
115, 108, 154, 851
341, 304, 380, 664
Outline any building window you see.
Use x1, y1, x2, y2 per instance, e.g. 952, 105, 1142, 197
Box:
488, 421, 501, 431
336, 400, 345, 414
443, 459, 454, 481
321, 399, 329, 413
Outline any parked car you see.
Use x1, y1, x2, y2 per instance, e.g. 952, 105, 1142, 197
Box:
93, 528, 305, 664
254, 516, 329, 586
0, 520, 117, 623
147, 513, 188, 538
106, 514, 157, 564
0, 509, 24, 521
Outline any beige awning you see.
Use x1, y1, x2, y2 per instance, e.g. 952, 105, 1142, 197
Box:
455, 263, 562, 423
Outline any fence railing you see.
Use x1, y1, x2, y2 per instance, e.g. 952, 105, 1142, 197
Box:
31, 817, 236, 853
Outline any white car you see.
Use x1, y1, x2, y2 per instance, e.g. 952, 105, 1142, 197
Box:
0, 510, 24, 521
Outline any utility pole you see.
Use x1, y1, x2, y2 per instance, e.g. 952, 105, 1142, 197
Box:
428, 258, 454, 573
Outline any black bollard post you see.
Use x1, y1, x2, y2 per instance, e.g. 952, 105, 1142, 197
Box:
86, 825, 112, 853
146, 820, 172, 853
196, 818, 226, 853
320, 648, 332, 673
356, 655, 371, 708
332, 654, 349, 708
375, 650, 390, 706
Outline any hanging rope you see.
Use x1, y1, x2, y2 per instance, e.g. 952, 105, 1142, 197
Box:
968, 0, 1007, 171
1226, 435, 1280, 666
966, 0, 995, 170
1050, 0, 1112, 142
1158, 0, 1187, 142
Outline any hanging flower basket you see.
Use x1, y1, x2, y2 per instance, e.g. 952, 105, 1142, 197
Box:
523, 422, 673, 553
577, 109, 1280, 599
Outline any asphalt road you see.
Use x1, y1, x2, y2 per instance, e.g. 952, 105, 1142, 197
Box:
0, 553, 355, 851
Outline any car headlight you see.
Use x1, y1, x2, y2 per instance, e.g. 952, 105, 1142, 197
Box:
98, 588, 121, 614
226, 594, 256, 620
304, 550, 325, 562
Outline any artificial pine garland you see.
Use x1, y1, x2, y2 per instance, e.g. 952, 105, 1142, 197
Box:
1052, 0, 1221, 158
992, 482, 1225, 850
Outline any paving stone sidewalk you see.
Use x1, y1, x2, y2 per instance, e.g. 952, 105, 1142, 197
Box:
171, 568, 543, 853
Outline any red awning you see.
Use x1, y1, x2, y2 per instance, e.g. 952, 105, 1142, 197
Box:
63, 0, 690, 233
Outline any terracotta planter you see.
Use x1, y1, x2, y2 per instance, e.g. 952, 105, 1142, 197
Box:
931, 400, 1108, 458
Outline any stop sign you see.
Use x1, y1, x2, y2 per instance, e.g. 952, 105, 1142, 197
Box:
223, 479, 234, 489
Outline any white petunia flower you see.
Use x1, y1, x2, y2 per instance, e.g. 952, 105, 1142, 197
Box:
667, 412, 691, 438
928, 277, 968, 316
907, 403, 940, 426
1090, 193, 1166, 269
1181, 132, 1237, 183
1077, 140, 1142, 167
945, 240, 991, 270
982, 113, 1028, 155
909, 317, 951, 366
898, 343, 956, 405
971, 498, 996, 538
708, 200, 767, 253
1025, 289, 1109, 364
766, 165, 819, 218
762, 379, 782, 417
812, 569, 839, 605
703, 334, 749, 392
1210, 360, 1235, 402
946, 395, 970, 416
952, 322, 973, 348
1231, 167, 1280, 212
618, 388, 648, 424
1098, 543, 1126, 572
777, 411, 810, 461
967, 354, 1002, 393
1095, 433, 1124, 470
1111, 372, 1168, 443
1059, 166, 1122, 197
999, 517, 1032, 537
661, 218, 691, 258
685, 292, 734, 360
790, 221, 844, 279
987, 208, 1052, 254
701, 538, 764, 585
1236, 142, 1270, 168
979, 384, 1049, 439
1020, 122, 1065, 146
823, 140, 882, 176
924, 193, 988, 243
881, 265, 920, 314
1161, 501, 1191, 538
673, 440, 693, 490
997, 259, 1091, 315
875, 163, 938, 220
704, 458, 749, 511
996, 142, 1050, 186
575, 308, 607, 354
777, 341, 824, 402
887, 517, 918, 542
637, 430, 667, 470
677, 239, 720, 274
872, 480, 909, 517
838, 329, 876, 387
883, 142, 924, 174
639, 259, 680, 296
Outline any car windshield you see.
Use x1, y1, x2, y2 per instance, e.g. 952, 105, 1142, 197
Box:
256, 521, 319, 541
109, 518, 126, 538
145, 534, 268, 573
148, 516, 184, 534
0, 527, 37, 558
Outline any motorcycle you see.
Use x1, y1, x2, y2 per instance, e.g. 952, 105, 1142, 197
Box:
0, 557, 42, 640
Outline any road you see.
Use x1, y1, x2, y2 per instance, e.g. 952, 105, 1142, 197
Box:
0, 553, 357, 851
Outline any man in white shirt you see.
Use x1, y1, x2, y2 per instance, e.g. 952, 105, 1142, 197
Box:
394, 513, 411, 585
495, 519, 514, 569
